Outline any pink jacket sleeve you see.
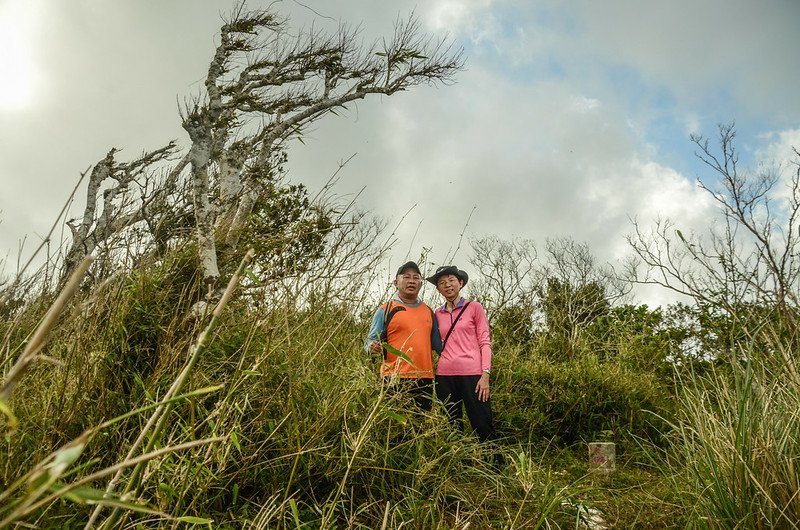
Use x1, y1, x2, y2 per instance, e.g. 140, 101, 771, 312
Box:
473, 302, 493, 372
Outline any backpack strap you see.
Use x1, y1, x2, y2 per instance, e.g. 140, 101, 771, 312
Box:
441, 301, 471, 353
380, 300, 407, 359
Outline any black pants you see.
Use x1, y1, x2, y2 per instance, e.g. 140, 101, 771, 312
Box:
386, 377, 434, 411
435, 375, 498, 442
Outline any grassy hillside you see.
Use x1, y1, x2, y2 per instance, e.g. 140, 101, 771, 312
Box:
1, 246, 798, 529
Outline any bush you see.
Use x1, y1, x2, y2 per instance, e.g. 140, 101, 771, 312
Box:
495, 350, 674, 447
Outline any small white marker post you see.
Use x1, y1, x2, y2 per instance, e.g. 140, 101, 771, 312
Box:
588, 442, 615, 476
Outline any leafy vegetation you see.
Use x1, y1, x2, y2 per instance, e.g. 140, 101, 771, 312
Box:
4, 190, 799, 528
0, 3, 798, 525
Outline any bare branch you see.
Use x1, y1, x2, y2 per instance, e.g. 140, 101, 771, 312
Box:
630, 123, 800, 323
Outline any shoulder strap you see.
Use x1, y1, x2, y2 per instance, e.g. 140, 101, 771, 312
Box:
380, 300, 407, 359
441, 301, 471, 353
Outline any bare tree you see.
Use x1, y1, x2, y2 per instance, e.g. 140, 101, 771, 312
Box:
533, 237, 628, 355
540, 237, 625, 295
63, 3, 464, 294
627, 123, 800, 324
469, 236, 627, 351
468, 236, 538, 315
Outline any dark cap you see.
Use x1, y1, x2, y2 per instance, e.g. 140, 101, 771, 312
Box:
396, 261, 421, 276
426, 265, 468, 286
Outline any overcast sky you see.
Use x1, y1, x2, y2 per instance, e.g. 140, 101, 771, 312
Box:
1, 0, 798, 306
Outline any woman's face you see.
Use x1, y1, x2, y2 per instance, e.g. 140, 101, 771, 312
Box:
436, 274, 463, 300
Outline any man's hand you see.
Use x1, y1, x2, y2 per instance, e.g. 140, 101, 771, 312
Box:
475, 372, 490, 402
369, 340, 382, 356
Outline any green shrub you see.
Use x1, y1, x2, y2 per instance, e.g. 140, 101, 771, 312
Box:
495, 351, 674, 446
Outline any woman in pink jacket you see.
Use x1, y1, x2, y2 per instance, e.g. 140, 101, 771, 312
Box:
427, 265, 499, 444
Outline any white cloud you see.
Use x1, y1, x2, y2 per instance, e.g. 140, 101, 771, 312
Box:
682, 113, 701, 137
426, 0, 494, 33
635, 162, 710, 220
570, 96, 601, 112
0, 0, 796, 310
750, 128, 800, 207
572, 0, 800, 118
341, 64, 705, 270
757, 129, 800, 169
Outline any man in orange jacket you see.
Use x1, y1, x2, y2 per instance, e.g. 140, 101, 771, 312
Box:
366, 261, 442, 410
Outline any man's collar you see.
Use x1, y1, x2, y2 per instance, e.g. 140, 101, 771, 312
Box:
393, 293, 421, 305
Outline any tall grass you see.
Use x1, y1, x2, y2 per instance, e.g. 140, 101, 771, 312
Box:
667, 328, 800, 529
1, 231, 581, 528
15, 209, 792, 527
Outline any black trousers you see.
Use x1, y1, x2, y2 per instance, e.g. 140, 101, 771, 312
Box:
386, 377, 434, 411
435, 375, 498, 442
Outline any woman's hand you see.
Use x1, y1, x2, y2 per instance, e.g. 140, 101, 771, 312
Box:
475, 372, 490, 402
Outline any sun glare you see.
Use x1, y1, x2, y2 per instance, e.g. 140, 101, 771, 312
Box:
0, 1, 40, 112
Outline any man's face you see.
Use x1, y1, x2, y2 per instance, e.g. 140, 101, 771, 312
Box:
436, 274, 463, 299
394, 270, 422, 300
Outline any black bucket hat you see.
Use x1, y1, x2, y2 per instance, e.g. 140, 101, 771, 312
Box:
426, 265, 468, 286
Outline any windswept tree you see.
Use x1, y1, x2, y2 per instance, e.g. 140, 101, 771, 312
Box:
62, 143, 180, 280
63, 3, 464, 294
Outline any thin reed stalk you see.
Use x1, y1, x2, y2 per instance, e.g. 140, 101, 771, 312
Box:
669, 340, 800, 528
0, 437, 222, 529
0, 256, 93, 403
